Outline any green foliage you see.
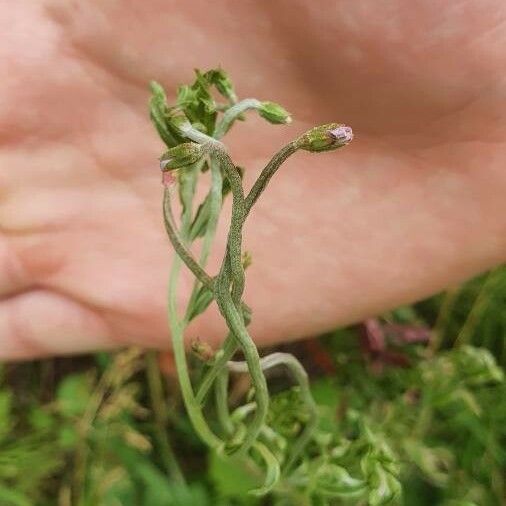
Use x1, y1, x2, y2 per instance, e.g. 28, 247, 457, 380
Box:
420, 266, 506, 364
0, 348, 207, 505
303, 322, 506, 505
57, 372, 93, 417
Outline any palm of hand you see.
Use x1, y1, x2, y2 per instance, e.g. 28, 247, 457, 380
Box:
1, 1, 505, 358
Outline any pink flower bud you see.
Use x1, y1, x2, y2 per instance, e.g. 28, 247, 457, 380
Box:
329, 125, 354, 144
296, 123, 353, 152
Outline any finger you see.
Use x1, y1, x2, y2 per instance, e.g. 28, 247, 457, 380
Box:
0, 289, 113, 360
0, 239, 32, 298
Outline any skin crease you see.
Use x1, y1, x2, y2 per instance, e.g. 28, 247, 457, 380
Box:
0, 1, 505, 359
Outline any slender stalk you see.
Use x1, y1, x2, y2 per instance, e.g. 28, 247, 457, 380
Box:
168, 258, 222, 448
166, 165, 223, 449
176, 123, 257, 451
214, 98, 261, 139
244, 142, 299, 216
163, 187, 214, 290
180, 122, 216, 144
196, 296, 254, 403
196, 334, 237, 404
215, 367, 234, 436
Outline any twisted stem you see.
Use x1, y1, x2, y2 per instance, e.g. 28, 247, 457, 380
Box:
211, 147, 247, 305
214, 283, 269, 454
165, 115, 318, 470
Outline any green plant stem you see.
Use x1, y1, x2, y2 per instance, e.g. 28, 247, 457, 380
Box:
211, 147, 246, 305
179, 122, 216, 144
205, 141, 303, 453
228, 352, 318, 471
168, 261, 222, 448
166, 122, 309, 460
250, 441, 281, 496
163, 187, 213, 290
207, 145, 269, 454
215, 368, 234, 437
214, 282, 269, 455
175, 125, 252, 448
166, 165, 223, 449
196, 334, 237, 404
214, 98, 261, 139
145, 351, 186, 485
244, 142, 299, 216
196, 300, 252, 404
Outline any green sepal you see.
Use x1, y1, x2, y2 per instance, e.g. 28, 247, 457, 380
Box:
160, 143, 204, 171
258, 101, 292, 125
295, 123, 351, 152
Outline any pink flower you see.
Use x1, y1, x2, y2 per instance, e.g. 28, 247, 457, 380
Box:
328, 125, 354, 144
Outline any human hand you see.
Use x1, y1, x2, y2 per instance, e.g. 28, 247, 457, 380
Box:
1, 1, 505, 359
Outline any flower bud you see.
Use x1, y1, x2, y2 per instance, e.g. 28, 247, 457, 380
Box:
258, 101, 292, 124
296, 123, 353, 152
191, 338, 214, 362
159, 142, 204, 171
